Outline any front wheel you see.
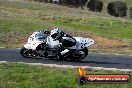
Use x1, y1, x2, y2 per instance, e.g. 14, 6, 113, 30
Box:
20, 47, 35, 58
74, 48, 88, 61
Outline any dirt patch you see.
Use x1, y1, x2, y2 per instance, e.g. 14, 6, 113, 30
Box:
91, 34, 129, 48
0, 29, 132, 54
0, 32, 30, 45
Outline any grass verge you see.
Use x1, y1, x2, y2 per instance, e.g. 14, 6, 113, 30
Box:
0, 62, 132, 88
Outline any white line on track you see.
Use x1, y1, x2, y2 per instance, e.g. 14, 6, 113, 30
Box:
0, 61, 132, 72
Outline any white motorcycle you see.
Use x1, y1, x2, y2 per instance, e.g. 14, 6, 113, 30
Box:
20, 30, 94, 61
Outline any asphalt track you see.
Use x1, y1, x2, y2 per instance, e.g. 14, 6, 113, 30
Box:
0, 48, 132, 71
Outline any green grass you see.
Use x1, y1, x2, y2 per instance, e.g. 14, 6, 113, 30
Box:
0, 62, 132, 88
0, 0, 132, 39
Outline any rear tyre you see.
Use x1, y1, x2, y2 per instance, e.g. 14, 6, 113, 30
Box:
20, 47, 34, 58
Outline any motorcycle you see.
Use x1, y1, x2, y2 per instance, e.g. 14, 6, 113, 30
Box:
20, 30, 94, 61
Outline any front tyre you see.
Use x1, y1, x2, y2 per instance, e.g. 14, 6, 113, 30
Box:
80, 48, 88, 59
75, 48, 88, 61
20, 47, 34, 58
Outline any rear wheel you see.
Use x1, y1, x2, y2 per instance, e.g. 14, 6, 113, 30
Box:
20, 47, 35, 58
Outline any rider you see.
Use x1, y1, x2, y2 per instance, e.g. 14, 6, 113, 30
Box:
50, 28, 76, 60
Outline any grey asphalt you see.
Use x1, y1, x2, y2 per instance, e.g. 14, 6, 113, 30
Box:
0, 48, 132, 70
